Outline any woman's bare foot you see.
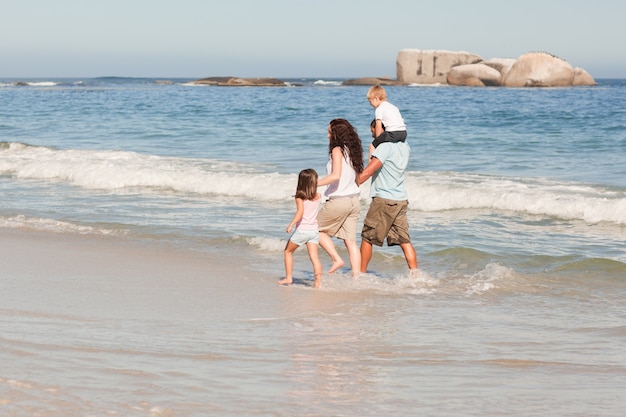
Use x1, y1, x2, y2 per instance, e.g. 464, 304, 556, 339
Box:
313, 273, 322, 288
328, 258, 345, 274
277, 277, 293, 285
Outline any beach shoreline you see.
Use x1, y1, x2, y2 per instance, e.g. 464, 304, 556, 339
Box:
0, 229, 283, 319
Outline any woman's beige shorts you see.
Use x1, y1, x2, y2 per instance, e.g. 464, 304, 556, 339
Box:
317, 196, 360, 241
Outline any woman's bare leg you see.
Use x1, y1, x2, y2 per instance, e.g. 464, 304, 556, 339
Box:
319, 232, 344, 273
343, 239, 361, 277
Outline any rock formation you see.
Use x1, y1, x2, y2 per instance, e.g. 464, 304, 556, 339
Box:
342, 77, 402, 86
572, 67, 596, 86
447, 63, 502, 87
396, 49, 483, 84
393, 50, 595, 87
502, 52, 575, 87
191, 77, 287, 87
191, 51, 596, 88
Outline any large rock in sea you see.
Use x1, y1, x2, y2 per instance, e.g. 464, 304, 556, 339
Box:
191, 77, 287, 86
572, 67, 596, 86
447, 63, 503, 86
482, 58, 517, 81
342, 77, 402, 86
397, 49, 483, 84
502, 52, 577, 87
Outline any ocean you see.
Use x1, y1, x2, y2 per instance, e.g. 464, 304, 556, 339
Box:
1, 77, 625, 416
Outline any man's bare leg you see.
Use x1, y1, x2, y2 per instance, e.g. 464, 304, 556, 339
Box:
360, 239, 373, 273
400, 242, 418, 271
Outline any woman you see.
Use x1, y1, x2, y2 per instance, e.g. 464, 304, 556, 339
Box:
317, 118, 364, 277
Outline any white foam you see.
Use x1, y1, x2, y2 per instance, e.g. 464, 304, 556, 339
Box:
0, 215, 126, 236
465, 263, 514, 295
313, 79, 343, 86
247, 236, 286, 252
404, 171, 626, 224
0, 143, 296, 201
2, 143, 624, 225
26, 81, 59, 87
315, 269, 441, 295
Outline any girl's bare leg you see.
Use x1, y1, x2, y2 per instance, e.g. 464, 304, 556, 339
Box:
306, 242, 323, 288
278, 240, 299, 285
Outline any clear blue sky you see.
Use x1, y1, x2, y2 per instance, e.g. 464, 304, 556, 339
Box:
2, 0, 624, 78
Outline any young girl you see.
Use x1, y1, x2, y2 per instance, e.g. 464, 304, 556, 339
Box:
278, 168, 323, 288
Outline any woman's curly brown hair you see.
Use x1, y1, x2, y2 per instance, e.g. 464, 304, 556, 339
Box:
328, 118, 364, 175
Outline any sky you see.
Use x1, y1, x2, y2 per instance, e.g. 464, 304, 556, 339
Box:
1, 0, 624, 79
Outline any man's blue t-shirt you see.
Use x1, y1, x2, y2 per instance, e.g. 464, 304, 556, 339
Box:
370, 142, 410, 200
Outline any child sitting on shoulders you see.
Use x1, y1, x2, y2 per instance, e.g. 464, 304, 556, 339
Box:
366, 85, 407, 151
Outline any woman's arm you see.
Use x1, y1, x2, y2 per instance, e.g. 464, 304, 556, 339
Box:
286, 197, 304, 233
317, 147, 343, 187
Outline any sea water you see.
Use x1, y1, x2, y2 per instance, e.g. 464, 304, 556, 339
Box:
1, 77, 625, 416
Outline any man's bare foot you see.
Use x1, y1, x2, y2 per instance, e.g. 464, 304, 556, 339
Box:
328, 258, 345, 274
277, 277, 293, 285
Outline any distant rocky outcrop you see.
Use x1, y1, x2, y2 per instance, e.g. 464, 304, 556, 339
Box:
342, 77, 402, 86
501, 52, 574, 87
447, 63, 502, 87
191, 76, 287, 86
397, 49, 484, 85
393, 50, 595, 87
572, 67, 596, 86
191, 50, 595, 88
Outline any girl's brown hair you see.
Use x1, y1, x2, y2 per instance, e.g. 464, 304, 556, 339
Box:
328, 118, 364, 176
295, 168, 318, 200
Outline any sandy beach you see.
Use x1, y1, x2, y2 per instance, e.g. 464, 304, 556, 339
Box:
1, 229, 285, 321
3, 231, 625, 416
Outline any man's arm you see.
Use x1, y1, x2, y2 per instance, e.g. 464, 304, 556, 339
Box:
374, 119, 384, 138
358, 157, 382, 185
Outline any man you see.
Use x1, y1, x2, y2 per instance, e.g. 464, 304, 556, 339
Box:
357, 121, 418, 274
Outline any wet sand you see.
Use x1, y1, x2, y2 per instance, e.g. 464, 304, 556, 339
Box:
0, 229, 283, 320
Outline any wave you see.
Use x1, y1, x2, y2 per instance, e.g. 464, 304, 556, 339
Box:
4, 212, 624, 296
0, 214, 127, 236
406, 171, 626, 224
258, 257, 626, 296
407, 82, 447, 87
0, 142, 296, 200
0, 81, 61, 87
2, 142, 625, 224
313, 79, 343, 87
0, 77, 190, 89
550, 257, 626, 277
